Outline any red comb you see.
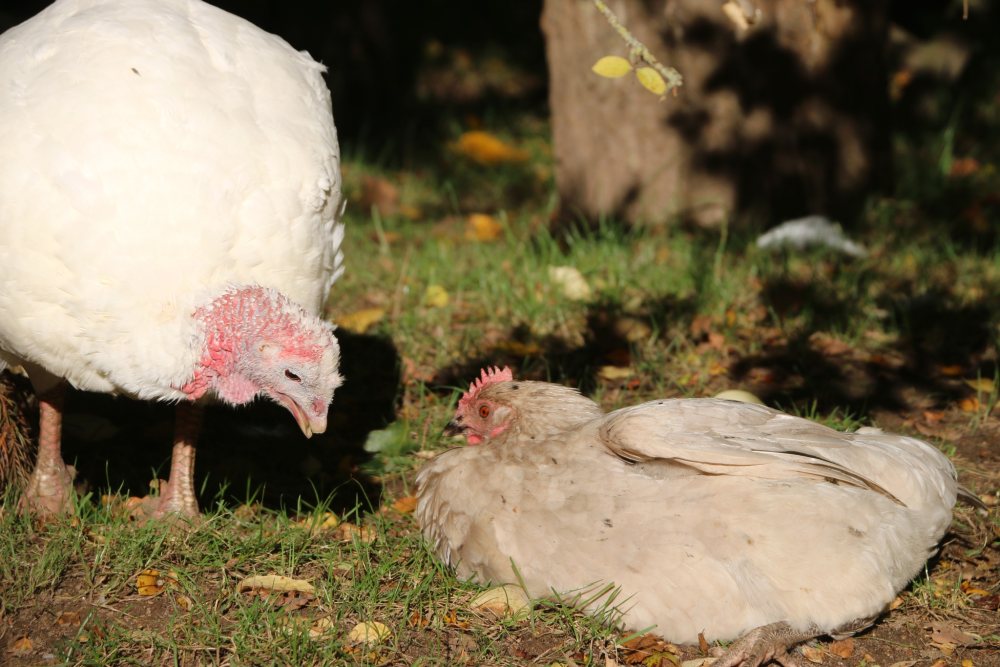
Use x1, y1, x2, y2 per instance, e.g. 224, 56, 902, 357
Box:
457, 366, 514, 411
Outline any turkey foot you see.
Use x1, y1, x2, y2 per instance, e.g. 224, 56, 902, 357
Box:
18, 386, 76, 516
141, 404, 202, 519
713, 622, 819, 667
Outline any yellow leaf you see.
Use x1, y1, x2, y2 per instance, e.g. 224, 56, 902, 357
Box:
591, 55, 633, 78
309, 616, 335, 639
424, 284, 450, 308
347, 620, 392, 645
959, 397, 980, 412
338, 308, 385, 334
465, 213, 503, 242
453, 131, 529, 165
391, 496, 418, 514
636, 67, 667, 96
598, 365, 633, 381
237, 574, 315, 594
964, 377, 995, 393
136, 569, 175, 596
469, 584, 532, 618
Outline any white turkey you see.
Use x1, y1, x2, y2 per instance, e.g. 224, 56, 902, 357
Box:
0, 0, 345, 517
417, 367, 969, 666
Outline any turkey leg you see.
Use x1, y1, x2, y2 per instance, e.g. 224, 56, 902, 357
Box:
148, 402, 202, 518
19, 384, 76, 515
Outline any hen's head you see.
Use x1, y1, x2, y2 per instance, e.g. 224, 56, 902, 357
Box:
445, 366, 602, 445
184, 286, 342, 438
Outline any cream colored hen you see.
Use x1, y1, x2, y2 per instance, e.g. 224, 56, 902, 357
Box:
417, 367, 963, 666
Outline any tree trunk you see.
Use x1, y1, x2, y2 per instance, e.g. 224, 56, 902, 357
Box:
542, 0, 890, 227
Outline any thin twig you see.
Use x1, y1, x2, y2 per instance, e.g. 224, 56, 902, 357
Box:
591, 0, 683, 90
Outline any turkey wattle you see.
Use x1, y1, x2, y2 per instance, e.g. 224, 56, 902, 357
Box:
417, 367, 963, 666
0, 0, 345, 517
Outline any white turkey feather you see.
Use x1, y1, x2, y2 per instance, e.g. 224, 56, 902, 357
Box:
0, 0, 344, 400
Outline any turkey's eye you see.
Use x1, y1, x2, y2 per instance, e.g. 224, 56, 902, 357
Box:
478, 404, 491, 419
284, 369, 301, 383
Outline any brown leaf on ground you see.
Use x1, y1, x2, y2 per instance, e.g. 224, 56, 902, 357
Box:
928, 621, 978, 647
949, 156, 981, 178
809, 332, 853, 357
10, 636, 32, 655
958, 397, 981, 413
347, 620, 393, 646
697, 632, 710, 654
55, 611, 81, 626
620, 633, 680, 665
828, 637, 854, 658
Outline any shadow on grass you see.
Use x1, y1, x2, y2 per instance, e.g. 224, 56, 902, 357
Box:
4, 329, 400, 514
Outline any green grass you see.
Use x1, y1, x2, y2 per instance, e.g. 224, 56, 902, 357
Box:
3, 109, 1000, 665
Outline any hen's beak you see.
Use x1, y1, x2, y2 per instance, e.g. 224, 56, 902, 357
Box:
443, 420, 464, 437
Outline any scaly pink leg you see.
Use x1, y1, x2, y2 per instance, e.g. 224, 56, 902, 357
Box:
147, 402, 202, 518
713, 622, 818, 667
19, 385, 76, 515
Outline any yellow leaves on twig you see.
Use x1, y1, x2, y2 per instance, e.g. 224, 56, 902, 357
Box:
453, 131, 528, 165
592, 55, 669, 97
591, 55, 632, 78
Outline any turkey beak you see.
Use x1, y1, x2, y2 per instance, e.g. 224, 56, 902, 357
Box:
275, 393, 327, 439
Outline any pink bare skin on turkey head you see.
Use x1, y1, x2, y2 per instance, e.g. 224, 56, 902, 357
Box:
444, 366, 602, 445
181, 286, 342, 438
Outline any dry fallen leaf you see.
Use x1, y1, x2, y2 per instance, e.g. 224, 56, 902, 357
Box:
391, 496, 418, 514
135, 569, 177, 596
964, 377, 996, 393
828, 638, 854, 658
598, 365, 633, 381
347, 620, 392, 646
800, 644, 824, 664
887, 661, 917, 667
338, 308, 385, 334
424, 284, 450, 308
309, 616, 335, 639
937, 364, 965, 377
335, 521, 377, 544
465, 213, 503, 242
10, 636, 32, 655
469, 584, 532, 618
238, 574, 315, 595
453, 131, 528, 165
55, 611, 82, 626
928, 621, 977, 647
548, 265, 591, 301
958, 396, 981, 413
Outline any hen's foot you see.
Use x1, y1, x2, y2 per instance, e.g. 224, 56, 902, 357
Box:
18, 459, 76, 516
713, 622, 819, 667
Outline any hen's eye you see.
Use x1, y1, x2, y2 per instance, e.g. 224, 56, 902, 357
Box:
478, 404, 491, 418
284, 369, 301, 382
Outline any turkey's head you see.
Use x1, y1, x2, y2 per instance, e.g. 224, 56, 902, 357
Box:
445, 366, 602, 445
183, 286, 342, 438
